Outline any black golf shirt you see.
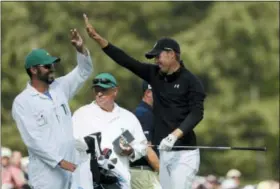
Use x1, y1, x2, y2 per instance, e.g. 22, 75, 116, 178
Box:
103, 43, 206, 149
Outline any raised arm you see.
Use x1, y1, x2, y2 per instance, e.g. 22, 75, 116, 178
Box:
83, 14, 156, 83
55, 29, 93, 100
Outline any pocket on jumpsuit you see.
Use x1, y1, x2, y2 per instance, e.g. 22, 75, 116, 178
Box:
35, 110, 48, 127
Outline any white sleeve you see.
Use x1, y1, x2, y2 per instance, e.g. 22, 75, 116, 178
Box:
72, 108, 91, 165
72, 108, 87, 140
129, 114, 148, 162
12, 100, 63, 168
56, 49, 93, 100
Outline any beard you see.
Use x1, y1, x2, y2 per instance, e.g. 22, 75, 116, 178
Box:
37, 69, 55, 85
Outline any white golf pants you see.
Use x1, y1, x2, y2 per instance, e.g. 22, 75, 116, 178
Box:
159, 149, 200, 189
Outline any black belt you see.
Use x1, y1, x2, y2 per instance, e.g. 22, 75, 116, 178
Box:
131, 165, 153, 171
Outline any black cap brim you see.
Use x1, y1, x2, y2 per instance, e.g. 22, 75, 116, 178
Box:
145, 49, 162, 59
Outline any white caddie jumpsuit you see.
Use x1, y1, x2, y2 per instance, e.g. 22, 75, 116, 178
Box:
72, 102, 148, 189
11, 50, 93, 189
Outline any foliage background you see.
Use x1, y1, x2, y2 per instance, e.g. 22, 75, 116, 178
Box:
1, 1, 279, 184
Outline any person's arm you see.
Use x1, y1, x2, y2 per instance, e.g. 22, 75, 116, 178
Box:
83, 14, 155, 83
172, 77, 206, 139
135, 111, 159, 171
102, 43, 156, 83
72, 107, 89, 140
128, 116, 148, 162
72, 107, 93, 164
55, 29, 93, 101
134, 107, 153, 142
10, 166, 27, 188
12, 100, 76, 171
145, 145, 160, 172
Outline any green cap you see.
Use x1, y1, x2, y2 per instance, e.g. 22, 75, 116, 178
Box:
25, 49, 60, 69
93, 73, 117, 89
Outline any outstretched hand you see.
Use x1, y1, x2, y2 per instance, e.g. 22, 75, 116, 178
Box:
83, 13, 109, 48
70, 28, 86, 54
83, 13, 99, 40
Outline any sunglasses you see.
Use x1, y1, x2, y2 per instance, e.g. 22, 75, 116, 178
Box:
37, 64, 53, 69
93, 78, 115, 86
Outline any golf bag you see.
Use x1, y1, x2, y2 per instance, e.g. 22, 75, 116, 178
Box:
84, 132, 121, 189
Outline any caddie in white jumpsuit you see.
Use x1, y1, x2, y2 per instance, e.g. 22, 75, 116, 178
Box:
11, 29, 93, 189
72, 73, 148, 189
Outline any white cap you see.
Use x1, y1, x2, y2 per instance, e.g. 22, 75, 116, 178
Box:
226, 169, 241, 178
243, 185, 255, 189
257, 180, 279, 189
221, 179, 238, 189
1, 147, 12, 158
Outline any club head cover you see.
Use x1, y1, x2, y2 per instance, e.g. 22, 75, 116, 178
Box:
98, 156, 115, 170
102, 148, 118, 164
102, 148, 112, 159
84, 132, 102, 157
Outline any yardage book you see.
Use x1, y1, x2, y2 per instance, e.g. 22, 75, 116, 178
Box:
112, 129, 135, 154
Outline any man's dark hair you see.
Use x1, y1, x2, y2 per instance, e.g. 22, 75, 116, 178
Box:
175, 53, 180, 62
26, 68, 32, 79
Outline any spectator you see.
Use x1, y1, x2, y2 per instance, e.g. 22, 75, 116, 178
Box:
195, 183, 208, 189
243, 185, 256, 189
1, 147, 27, 189
21, 157, 29, 180
257, 180, 279, 189
130, 81, 161, 189
205, 174, 221, 189
226, 169, 242, 187
221, 179, 238, 189
10, 151, 23, 169
192, 176, 206, 189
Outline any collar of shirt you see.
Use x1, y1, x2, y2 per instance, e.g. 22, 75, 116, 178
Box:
158, 64, 184, 82
26, 82, 54, 100
91, 101, 121, 116
26, 82, 46, 97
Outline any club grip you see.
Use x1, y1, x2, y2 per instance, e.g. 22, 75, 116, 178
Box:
231, 147, 267, 151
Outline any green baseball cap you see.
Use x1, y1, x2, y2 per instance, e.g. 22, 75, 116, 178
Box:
25, 49, 60, 69
92, 73, 117, 89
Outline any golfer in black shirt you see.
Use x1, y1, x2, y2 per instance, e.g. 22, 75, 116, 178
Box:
83, 14, 206, 189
